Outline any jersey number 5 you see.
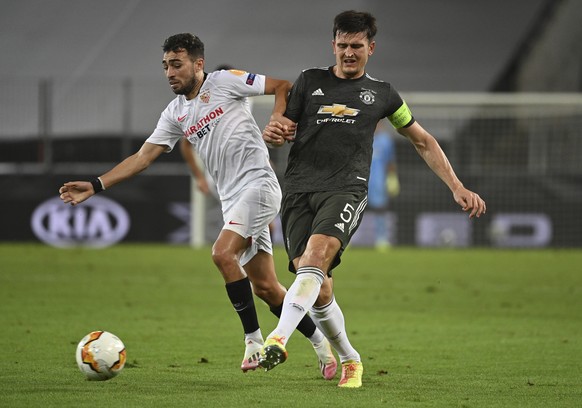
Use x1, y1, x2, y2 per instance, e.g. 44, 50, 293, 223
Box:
340, 203, 355, 223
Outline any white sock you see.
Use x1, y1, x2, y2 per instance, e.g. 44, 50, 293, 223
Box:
308, 328, 325, 346
267, 267, 324, 346
244, 329, 263, 345
310, 298, 360, 363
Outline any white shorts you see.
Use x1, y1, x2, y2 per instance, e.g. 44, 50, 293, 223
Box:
221, 177, 282, 266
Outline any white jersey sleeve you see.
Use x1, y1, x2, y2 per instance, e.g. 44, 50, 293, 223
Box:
146, 101, 184, 153
214, 69, 266, 99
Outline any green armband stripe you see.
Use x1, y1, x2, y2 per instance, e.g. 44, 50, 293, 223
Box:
388, 101, 413, 129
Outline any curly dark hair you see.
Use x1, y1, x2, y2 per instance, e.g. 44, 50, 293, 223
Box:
333, 10, 377, 41
162, 33, 205, 60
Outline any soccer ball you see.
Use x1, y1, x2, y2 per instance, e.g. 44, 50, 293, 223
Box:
76, 331, 126, 381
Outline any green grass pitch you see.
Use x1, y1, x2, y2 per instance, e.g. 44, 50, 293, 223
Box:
1, 244, 581, 407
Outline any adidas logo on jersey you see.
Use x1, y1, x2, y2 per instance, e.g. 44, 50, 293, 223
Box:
334, 223, 345, 233
312, 88, 324, 96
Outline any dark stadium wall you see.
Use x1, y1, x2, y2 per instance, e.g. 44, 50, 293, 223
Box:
2, 174, 580, 248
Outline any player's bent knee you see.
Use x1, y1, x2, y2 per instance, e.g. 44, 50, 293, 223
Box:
211, 245, 238, 270
318, 286, 333, 304
250, 280, 285, 305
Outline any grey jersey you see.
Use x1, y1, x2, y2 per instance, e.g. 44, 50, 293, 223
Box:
283, 66, 414, 194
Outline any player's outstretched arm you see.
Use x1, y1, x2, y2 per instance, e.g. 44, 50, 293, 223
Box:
263, 77, 296, 147
398, 122, 486, 218
59, 142, 166, 206
59, 181, 96, 206
264, 77, 293, 117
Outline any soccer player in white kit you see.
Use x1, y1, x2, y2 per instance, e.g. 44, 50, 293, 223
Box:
59, 33, 337, 378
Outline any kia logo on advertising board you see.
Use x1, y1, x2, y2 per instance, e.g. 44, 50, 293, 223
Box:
31, 196, 130, 248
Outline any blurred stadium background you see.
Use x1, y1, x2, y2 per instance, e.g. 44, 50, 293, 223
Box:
1, 0, 581, 248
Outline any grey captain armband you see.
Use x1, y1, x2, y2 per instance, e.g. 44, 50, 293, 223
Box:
90, 177, 106, 194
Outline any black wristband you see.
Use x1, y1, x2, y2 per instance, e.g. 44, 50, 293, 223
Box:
90, 177, 104, 194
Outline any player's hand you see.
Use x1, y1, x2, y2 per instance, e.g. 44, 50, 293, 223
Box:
453, 187, 486, 218
263, 114, 296, 147
59, 181, 94, 206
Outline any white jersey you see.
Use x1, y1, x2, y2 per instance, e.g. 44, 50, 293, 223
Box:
147, 70, 276, 202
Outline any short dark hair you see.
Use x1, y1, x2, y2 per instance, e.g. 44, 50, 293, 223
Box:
333, 10, 377, 41
162, 33, 205, 60
215, 64, 234, 71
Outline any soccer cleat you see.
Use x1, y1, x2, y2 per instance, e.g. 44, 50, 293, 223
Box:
241, 338, 263, 372
258, 335, 288, 371
312, 338, 338, 380
338, 360, 364, 388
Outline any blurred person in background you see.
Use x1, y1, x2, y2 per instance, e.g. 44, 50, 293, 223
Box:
59, 33, 337, 378
261, 10, 486, 388
367, 119, 400, 250
180, 136, 213, 196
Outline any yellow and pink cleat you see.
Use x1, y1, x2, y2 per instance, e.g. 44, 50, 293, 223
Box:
337, 360, 363, 388
258, 335, 288, 371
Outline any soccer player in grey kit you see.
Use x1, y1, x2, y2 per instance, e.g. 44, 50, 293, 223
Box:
260, 10, 486, 388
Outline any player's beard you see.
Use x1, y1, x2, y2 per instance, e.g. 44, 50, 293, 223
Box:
172, 75, 198, 96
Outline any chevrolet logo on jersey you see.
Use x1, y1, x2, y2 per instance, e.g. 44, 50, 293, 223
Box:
317, 104, 360, 117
